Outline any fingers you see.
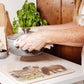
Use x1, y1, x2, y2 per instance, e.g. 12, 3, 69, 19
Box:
18, 32, 46, 51
19, 36, 29, 48
28, 47, 35, 52
21, 41, 43, 51
19, 37, 33, 50
19, 41, 27, 48
21, 42, 37, 51
28, 42, 45, 51
22, 42, 32, 50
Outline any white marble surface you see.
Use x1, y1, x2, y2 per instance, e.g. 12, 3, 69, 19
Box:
0, 0, 36, 23
0, 52, 84, 84
73, 81, 84, 84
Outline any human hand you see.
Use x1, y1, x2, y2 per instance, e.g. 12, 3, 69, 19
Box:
19, 32, 49, 51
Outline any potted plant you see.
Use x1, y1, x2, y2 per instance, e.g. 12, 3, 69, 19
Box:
13, 0, 47, 34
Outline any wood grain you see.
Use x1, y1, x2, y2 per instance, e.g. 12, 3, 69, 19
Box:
60, 46, 82, 64
37, 0, 61, 24
0, 4, 13, 56
37, 0, 62, 58
62, 0, 74, 23
0, 4, 13, 36
0, 4, 8, 58
37, 0, 82, 64
60, 0, 82, 64
0, 4, 5, 26
4, 11, 14, 36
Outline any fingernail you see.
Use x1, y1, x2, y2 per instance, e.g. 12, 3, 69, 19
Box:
28, 49, 32, 52
19, 42, 25, 47
19, 44, 23, 48
22, 47, 26, 50
28, 48, 33, 52
21, 42, 25, 45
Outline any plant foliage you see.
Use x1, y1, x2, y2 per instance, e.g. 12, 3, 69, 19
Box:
13, 0, 47, 33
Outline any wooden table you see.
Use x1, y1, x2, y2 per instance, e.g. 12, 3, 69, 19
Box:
0, 52, 84, 84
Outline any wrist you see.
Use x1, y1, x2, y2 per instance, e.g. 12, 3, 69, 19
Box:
42, 31, 52, 44
44, 30, 60, 44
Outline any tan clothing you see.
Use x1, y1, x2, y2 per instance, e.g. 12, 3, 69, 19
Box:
78, 0, 84, 26
73, 0, 84, 26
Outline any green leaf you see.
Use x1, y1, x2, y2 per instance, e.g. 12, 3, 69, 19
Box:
12, 0, 48, 34
32, 22, 37, 26
42, 19, 47, 25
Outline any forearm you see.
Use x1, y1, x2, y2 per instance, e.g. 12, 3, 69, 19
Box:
58, 43, 84, 47
46, 27, 84, 45
31, 22, 84, 47
31, 22, 79, 31
19, 25, 84, 51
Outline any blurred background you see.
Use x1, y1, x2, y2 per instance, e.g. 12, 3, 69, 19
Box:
0, 0, 36, 23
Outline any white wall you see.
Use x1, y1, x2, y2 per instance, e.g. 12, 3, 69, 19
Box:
0, 0, 36, 24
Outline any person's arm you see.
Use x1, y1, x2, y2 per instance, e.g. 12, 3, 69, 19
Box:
19, 25, 84, 51
57, 43, 84, 47
31, 22, 79, 31
31, 22, 83, 47
46, 26, 84, 46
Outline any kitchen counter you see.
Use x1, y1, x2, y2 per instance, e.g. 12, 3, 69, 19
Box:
0, 52, 84, 84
